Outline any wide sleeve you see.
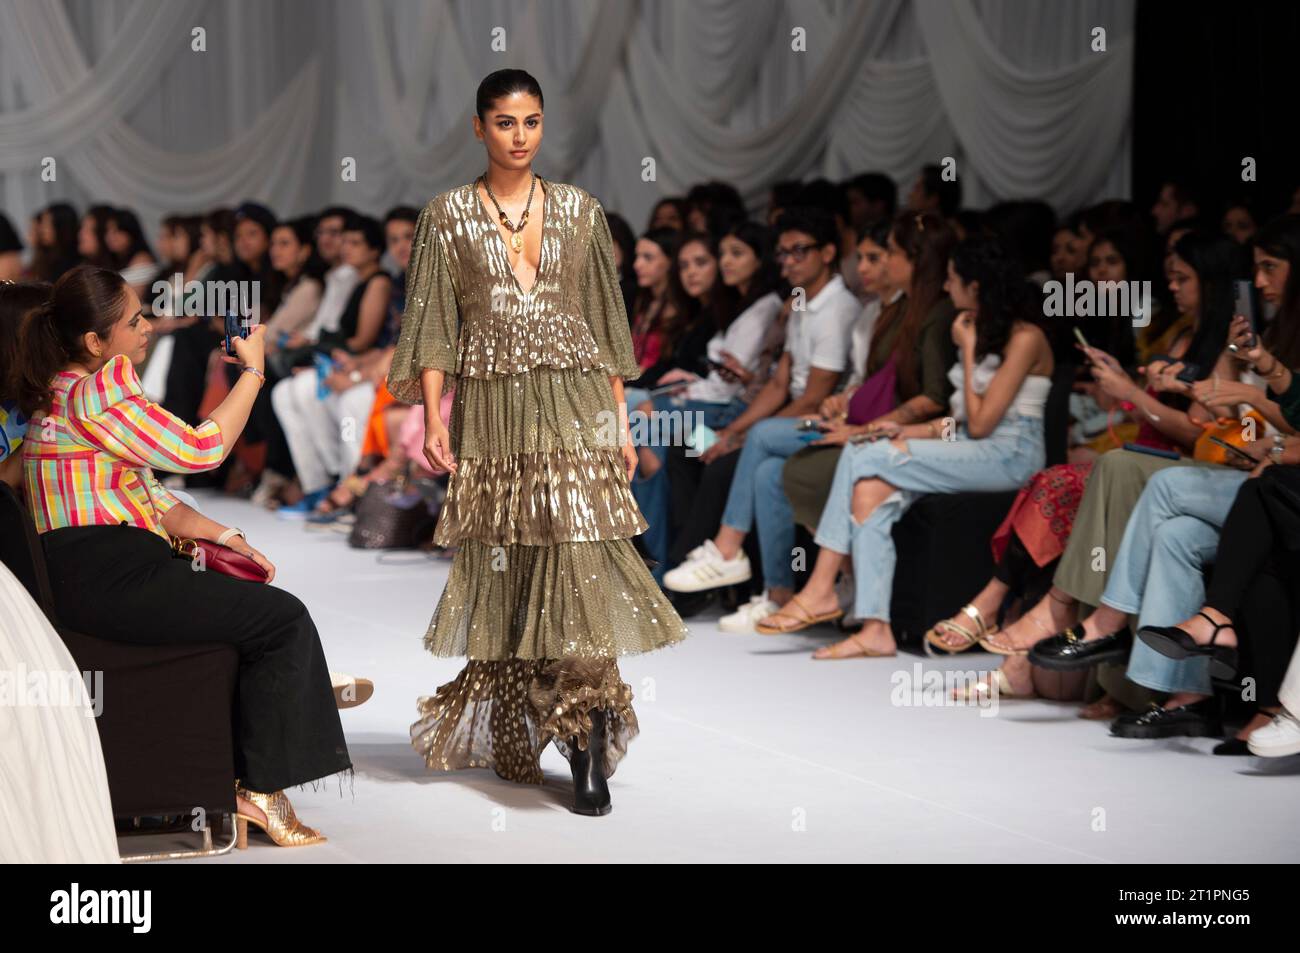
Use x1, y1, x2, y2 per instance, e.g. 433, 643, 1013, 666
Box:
387, 202, 460, 404
581, 202, 642, 381
66, 354, 225, 473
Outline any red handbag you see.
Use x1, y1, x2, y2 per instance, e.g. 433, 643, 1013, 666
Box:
171, 536, 269, 583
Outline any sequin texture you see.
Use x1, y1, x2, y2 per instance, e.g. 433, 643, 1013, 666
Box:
389, 178, 688, 782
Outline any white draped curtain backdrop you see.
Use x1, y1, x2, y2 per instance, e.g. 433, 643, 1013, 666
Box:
0, 0, 1134, 239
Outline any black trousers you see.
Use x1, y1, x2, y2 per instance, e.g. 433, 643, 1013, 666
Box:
42, 523, 351, 792
1206, 466, 1300, 708
993, 532, 1059, 619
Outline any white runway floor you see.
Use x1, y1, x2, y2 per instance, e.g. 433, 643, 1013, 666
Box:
139, 492, 1299, 863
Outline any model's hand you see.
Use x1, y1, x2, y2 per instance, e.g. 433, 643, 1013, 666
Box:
423, 418, 457, 475
622, 440, 638, 482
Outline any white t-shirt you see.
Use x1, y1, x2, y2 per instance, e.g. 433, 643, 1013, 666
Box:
306, 263, 359, 339
688, 291, 783, 404
782, 273, 859, 398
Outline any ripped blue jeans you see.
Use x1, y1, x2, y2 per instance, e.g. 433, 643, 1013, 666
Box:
814, 415, 1045, 622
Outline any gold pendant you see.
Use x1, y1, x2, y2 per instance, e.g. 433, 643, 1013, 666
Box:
511, 232, 523, 251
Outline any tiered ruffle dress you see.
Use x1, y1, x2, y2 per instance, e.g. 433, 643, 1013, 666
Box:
388, 177, 689, 782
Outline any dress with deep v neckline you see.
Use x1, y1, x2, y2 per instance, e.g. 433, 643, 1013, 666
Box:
474, 174, 547, 296
388, 178, 689, 788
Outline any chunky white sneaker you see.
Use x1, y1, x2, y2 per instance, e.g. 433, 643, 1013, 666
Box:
1247, 708, 1300, 757
662, 539, 752, 593
719, 593, 781, 634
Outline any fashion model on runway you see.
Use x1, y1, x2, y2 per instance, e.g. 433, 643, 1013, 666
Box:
388, 69, 689, 815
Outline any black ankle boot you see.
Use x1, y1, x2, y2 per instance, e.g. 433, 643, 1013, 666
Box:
569, 708, 612, 816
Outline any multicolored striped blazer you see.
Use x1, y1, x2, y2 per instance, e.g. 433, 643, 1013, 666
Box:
24, 354, 225, 539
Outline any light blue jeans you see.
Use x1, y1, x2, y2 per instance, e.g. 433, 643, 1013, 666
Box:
1102, 466, 1248, 694
719, 416, 812, 591
814, 414, 1046, 622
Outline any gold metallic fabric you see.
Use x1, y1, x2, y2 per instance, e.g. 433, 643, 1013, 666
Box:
411, 658, 638, 783
390, 178, 687, 780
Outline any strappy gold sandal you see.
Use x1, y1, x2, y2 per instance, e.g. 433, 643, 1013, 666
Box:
754, 594, 844, 634
925, 603, 997, 654
979, 605, 1055, 656
811, 631, 896, 660
951, 668, 1036, 701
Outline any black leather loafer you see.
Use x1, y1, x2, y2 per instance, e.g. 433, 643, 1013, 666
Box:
1110, 700, 1223, 739
1028, 626, 1132, 671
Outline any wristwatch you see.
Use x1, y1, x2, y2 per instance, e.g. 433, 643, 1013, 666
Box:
1270, 434, 1286, 464
349, 369, 363, 384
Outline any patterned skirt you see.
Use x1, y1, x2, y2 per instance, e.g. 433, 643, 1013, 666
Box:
990, 462, 1094, 569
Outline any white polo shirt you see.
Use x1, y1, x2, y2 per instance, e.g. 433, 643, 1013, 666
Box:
782, 273, 860, 398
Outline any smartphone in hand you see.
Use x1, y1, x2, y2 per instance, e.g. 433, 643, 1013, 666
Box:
1232, 280, 1258, 350
224, 312, 252, 356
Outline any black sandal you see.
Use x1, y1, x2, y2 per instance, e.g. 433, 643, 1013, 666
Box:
1137, 611, 1239, 681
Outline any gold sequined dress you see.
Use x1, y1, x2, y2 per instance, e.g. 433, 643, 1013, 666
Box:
388, 177, 689, 783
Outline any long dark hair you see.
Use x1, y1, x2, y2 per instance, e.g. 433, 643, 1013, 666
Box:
476, 68, 543, 120
106, 208, 155, 267
31, 203, 81, 281
1253, 214, 1300, 369
276, 216, 329, 286
1170, 231, 1251, 378
82, 205, 117, 269
16, 266, 128, 416
950, 235, 1041, 360
721, 220, 779, 316
872, 210, 956, 395
676, 231, 736, 338
631, 227, 688, 354
1, 281, 53, 404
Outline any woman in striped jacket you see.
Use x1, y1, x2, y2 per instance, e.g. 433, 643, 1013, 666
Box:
16, 266, 351, 849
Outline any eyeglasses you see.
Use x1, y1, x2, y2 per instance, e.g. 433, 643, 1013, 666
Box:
774, 242, 819, 263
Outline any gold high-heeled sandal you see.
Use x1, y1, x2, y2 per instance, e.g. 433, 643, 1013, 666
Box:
235, 785, 327, 849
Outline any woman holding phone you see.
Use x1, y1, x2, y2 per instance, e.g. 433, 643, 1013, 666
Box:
18, 266, 351, 847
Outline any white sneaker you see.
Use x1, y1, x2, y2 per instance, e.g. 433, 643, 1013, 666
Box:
719, 593, 781, 633
663, 539, 752, 593
1247, 708, 1300, 757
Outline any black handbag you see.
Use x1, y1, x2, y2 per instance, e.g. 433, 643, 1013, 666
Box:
347, 473, 442, 550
